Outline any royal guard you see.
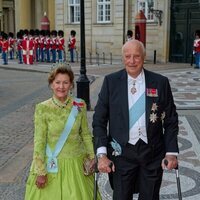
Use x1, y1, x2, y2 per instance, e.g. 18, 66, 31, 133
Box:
29, 29, 35, 63
57, 30, 65, 63
22, 29, 29, 64
50, 30, 57, 63
194, 30, 200, 68
68, 30, 76, 63
39, 30, 45, 62
34, 29, 40, 62
23, 29, 29, 40
0, 32, 3, 55
22, 29, 34, 65
16, 32, 23, 64
29, 29, 35, 42
8, 32, 15, 59
45, 30, 51, 62
1, 33, 9, 65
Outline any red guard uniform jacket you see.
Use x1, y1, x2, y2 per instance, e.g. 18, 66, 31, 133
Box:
58, 37, 65, 50
69, 37, 76, 49
2, 40, 9, 52
194, 39, 200, 53
51, 37, 57, 50
22, 38, 34, 65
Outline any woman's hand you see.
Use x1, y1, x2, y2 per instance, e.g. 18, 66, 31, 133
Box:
83, 157, 96, 175
89, 158, 96, 172
35, 175, 47, 189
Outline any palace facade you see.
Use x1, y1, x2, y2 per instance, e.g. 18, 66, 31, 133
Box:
1, 0, 200, 63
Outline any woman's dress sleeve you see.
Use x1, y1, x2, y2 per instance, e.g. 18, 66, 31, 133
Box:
31, 104, 47, 176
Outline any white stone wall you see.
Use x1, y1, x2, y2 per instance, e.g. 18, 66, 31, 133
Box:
55, 0, 64, 30
55, 0, 170, 63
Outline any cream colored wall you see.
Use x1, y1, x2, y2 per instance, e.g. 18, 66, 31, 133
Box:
88, 0, 125, 61
55, 0, 170, 63
48, 0, 55, 30
34, 0, 43, 29
0, 0, 3, 31
55, 0, 64, 30
0, 0, 15, 33
15, 0, 31, 30
15, 0, 55, 32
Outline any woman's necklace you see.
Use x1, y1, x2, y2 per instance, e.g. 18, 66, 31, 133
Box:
52, 97, 69, 108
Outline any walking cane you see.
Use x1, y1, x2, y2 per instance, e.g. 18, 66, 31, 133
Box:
164, 160, 182, 200
94, 171, 99, 200
93, 156, 99, 200
92, 136, 99, 200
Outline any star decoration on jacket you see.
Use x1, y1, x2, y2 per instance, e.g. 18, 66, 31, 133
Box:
150, 113, 158, 123
151, 103, 158, 112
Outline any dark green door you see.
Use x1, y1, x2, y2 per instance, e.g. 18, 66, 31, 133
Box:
169, 1, 200, 63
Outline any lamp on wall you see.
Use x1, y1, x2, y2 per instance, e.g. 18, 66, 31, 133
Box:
147, 1, 163, 25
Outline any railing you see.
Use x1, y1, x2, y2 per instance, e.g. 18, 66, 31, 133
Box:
68, 51, 114, 65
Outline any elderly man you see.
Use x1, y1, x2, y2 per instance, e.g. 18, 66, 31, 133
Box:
93, 39, 179, 200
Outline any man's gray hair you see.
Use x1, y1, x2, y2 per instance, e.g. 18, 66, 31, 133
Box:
122, 39, 146, 56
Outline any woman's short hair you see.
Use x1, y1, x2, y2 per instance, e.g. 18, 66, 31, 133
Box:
48, 64, 74, 88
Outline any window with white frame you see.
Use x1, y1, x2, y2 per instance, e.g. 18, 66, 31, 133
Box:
68, 0, 80, 23
137, 0, 154, 21
97, 0, 111, 23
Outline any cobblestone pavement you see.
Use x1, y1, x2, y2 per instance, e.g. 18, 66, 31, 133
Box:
0, 60, 200, 200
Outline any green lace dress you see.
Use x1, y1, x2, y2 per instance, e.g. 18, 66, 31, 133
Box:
25, 96, 101, 200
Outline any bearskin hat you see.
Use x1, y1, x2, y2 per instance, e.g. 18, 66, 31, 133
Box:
58, 30, 64, 37
70, 30, 76, 36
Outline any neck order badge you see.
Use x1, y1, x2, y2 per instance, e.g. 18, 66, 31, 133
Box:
131, 80, 137, 94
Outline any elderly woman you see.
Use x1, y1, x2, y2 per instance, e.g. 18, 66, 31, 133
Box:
25, 64, 101, 200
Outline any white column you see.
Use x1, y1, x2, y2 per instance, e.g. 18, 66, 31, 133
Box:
8, 7, 14, 32
35, 0, 43, 29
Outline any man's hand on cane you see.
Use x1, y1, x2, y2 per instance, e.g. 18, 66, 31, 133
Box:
162, 155, 178, 170
97, 155, 115, 173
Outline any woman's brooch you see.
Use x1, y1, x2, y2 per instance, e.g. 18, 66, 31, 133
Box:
73, 101, 84, 112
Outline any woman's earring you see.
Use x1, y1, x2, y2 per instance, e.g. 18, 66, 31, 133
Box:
69, 89, 73, 96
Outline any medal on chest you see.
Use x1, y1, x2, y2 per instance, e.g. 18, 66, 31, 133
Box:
131, 80, 137, 94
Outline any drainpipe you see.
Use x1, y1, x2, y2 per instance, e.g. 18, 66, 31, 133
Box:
123, 0, 126, 44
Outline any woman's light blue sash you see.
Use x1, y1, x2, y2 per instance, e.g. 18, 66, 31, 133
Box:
46, 98, 81, 173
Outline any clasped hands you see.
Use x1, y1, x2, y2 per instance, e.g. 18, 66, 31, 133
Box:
97, 155, 115, 173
